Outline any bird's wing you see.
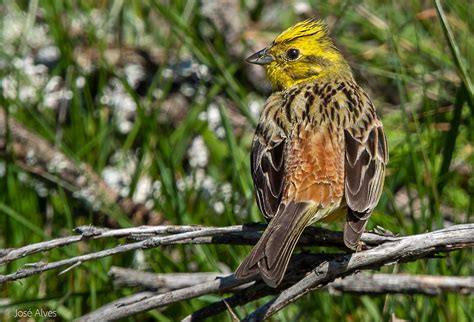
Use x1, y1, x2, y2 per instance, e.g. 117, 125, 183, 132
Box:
343, 97, 388, 249
251, 94, 288, 221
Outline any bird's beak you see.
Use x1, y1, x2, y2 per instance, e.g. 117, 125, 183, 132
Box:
246, 47, 274, 65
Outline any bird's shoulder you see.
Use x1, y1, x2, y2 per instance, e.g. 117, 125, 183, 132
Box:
260, 78, 378, 130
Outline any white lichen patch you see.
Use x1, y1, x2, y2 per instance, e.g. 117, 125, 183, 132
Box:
124, 64, 146, 89
101, 151, 155, 207
100, 79, 137, 134
73, 183, 103, 211
102, 166, 131, 197
2, 57, 49, 104
199, 103, 226, 139
47, 153, 70, 174
36, 46, 61, 64
188, 136, 209, 169
75, 76, 86, 89
25, 149, 38, 166
133, 176, 152, 204
42, 76, 73, 109
213, 200, 225, 214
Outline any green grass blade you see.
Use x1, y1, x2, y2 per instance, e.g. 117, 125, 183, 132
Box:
437, 85, 466, 195
434, 0, 474, 105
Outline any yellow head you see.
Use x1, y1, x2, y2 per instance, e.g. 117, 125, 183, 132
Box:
247, 19, 352, 91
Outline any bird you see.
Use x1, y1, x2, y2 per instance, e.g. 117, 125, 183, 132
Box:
234, 19, 388, 288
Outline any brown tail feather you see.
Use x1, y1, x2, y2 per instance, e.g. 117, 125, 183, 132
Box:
343, 208, 370, 250
234, 201, 312, 288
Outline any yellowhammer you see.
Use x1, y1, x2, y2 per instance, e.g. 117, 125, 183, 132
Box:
235, 19, 388, 288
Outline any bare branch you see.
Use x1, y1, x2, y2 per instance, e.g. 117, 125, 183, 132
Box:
0, 224, 397, 266
109, 267, 474, 296
0, 225, 244, 265
78, 274, 254, 322
184, 273, 474, 321
0, 234, 83, 265
78, 224, 474, 321
243, 224, 474, 321
327, 273, 474, 295
78, 291, 158, 319
109, 267, 225, 290
0, 226, 264, 283
183, 281, 276, 322
110, 267, 473, 321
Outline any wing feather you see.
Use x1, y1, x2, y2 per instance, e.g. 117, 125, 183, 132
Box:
344, 107, 388, 249
251, 95, 288, 220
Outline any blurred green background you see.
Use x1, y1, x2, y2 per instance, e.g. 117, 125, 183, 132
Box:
0, 0, 473, 321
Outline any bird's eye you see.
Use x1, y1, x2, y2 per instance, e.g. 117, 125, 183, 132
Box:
286, 48, 300, 60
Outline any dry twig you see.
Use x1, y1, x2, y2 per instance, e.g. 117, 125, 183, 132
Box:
0, 225, 266, 283
184, 272, 474, 321
242, 224, 474, 321
79, 273, 253, 321
0, 224, 397, 267
107, 267, 474, 321
326, 273, 474, 295
109, 267, 225, 290
108, 267, 474, 296
74, 224, 474, 321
